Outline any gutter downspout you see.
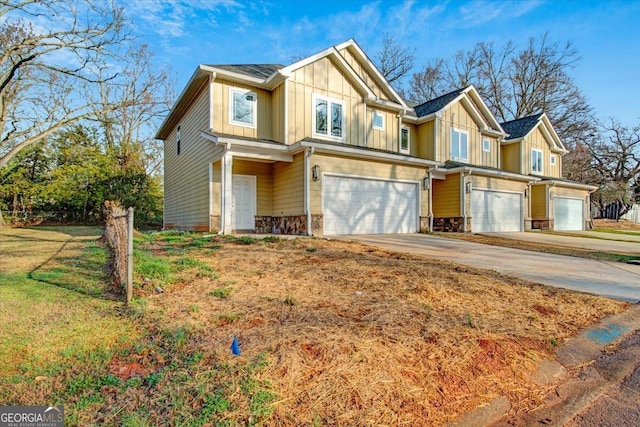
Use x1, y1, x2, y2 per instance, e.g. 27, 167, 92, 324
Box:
526, 179, 537, 231
428, 168, 434, 232
220, 142, 232, 234
305, 147, 315, 236
462, 170, 472, 232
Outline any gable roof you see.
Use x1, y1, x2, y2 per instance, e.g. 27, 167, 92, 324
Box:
408, 86, 506, 136
500, 113, 544, 140
414, 87, 466, 117
207, 64, 285, 79
501, 113, 567, 153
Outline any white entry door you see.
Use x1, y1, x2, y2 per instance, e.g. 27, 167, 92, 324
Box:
232, 175, 256, 230
322, 175, 419, 235
554, 197, 584, 231
471, 190, 523, 232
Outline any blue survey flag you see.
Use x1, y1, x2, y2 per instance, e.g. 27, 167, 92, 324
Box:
231, 335, 241, 356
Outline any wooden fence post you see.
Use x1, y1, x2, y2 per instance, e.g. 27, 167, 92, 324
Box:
126, 207, 134, 304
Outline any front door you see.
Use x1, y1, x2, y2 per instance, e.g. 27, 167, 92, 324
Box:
231, 175, 256, 230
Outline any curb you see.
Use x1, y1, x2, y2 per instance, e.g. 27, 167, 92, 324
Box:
451, 304, 640, 427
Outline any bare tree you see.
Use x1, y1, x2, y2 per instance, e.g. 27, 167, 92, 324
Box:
586, 119, 640, 218
0, 0, 128, 225
94, 44, 174, 175
374, 33, 415, 92
408, 34, 596, 151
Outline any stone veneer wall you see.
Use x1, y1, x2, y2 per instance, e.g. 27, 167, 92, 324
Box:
531, 219, 552, 230
271, 215, 307, 235
419, 216, 431, 233
254, 216, 273, 234
210, 215, 221, 232
432, 217, 466, 232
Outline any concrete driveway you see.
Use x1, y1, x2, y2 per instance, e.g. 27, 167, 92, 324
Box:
487, 232, 640, 254
342, 234, 640, 303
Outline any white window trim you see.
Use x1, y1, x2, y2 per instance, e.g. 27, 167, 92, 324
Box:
229, 87, 257, 128
451, 127, 469, 161
532, 148, 543, 175
550, 154, 556, 166
312, 93, 345, 142
372, 110, 385, 130
483, 138, 490, 152
400, 126, 410, 154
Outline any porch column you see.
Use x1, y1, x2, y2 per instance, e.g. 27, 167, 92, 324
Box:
221, 151, 233, 234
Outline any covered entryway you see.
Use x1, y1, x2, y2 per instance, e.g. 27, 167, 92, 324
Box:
322, 175, 419, 235
554, 197, 584, 231
471, 190, 523, 232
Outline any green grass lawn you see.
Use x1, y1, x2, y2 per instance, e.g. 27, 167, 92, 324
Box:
0, 227, 275, 426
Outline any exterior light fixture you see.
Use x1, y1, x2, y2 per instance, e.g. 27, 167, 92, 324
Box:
524, 189, 528, 198
465, 181, 472, 193
550, 191, 554, 199
312, 165, 320, 182
422, 177, 430, 190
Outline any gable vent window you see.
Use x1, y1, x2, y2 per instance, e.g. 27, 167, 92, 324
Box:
532, 148, 543, 174
483, 138, 490, 152
312, 94, 344, 142
230, 88, 257, 128
176, 125, 181, 155
372, 111, 384, 130
550, 154, 556, 166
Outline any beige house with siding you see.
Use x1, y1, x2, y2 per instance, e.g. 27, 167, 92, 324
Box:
156, 39, 594, 235
501, 113, 596, 231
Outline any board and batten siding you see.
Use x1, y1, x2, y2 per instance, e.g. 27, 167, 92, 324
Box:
366, 107, 399, 152
232, 160, 273, 216
271, 83, 286, 143
164, 84, 214, 231
287, 57, 364, 146
338, 48, 392, 101
212, 78, 273, 140
531, 185, 547, 219
309, 153, 428, 216
524, 127, 561, 178
432, 174, 461, 217
500, 142, 521, 174
272, 153, 304, 214
436, 102, 499, 168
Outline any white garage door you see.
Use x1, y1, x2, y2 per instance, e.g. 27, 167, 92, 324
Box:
471, 190, 523, 232
554, 197, 584, 231
322, 175, 419, 235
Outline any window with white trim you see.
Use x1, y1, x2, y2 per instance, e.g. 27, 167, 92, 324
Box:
372, 111, 384, 130
483, 138, 490, 152
550, 154, 556, 166
400, 126, 410, 154
176, 125, 181, 155
532, 148, 543, 174
312, 94, 344, 141
229, 88, 257, 127
451, 128, 468, 160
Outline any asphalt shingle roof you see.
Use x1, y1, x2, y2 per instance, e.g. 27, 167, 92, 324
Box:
500, 113, 543, 140
208, 64, 284, 79
413, 87, 466, 118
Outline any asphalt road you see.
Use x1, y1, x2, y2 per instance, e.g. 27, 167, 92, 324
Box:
342, 234, 640, 303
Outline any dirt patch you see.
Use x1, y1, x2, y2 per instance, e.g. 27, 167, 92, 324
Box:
594, 218, 640, 231
137, 235, 627, 426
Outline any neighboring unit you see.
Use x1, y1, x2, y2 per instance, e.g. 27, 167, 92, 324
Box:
156, 39, 595, 235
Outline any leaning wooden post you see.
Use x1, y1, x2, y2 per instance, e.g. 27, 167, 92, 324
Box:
126, 207, 134, 304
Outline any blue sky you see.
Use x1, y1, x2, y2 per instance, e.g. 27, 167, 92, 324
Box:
125, 0, 640, 127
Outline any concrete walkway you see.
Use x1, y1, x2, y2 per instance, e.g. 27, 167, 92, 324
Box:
487, 232, 640, 254
343, 234, 640, 302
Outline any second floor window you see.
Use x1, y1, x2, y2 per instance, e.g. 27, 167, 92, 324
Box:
532, 148, 543, 174
451, 128, 468, 161
313, 94, 344, 141
230, 88, 257, 128
400, 127, 410, 154
550, 154, 556, 166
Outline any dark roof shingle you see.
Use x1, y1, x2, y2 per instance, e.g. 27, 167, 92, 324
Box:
500, 113, 543, 140
207, 64, 284, 79
413, 87, 466, 118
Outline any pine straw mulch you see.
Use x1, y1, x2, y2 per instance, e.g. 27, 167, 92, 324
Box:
138, 236, 627, 426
